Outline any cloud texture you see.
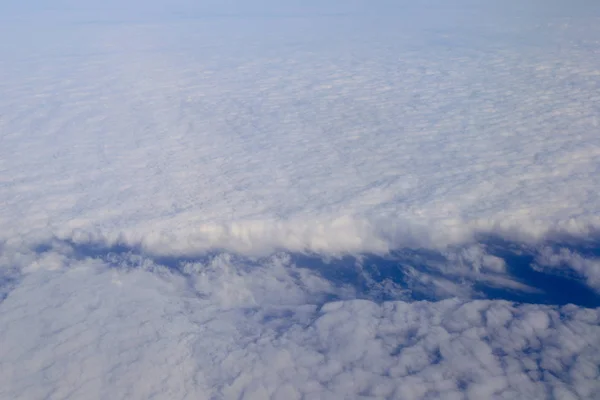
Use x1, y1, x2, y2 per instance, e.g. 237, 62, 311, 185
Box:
1, 0, 600, 398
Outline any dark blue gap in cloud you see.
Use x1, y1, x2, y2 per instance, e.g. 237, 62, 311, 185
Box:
2, 237, 600, 308
291, 244, 600, 308
480, 237, 600, 308
72, 237, 600, 308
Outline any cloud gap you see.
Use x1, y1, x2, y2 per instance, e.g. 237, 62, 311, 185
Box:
4, 235, 598, 308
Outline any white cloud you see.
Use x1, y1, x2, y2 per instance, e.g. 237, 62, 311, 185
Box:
2, 0, 600, 255
2, 0, 600, 398
535, 247, 600, 291
1, 253, 599, 399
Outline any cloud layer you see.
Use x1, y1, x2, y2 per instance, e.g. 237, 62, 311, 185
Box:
1, 0, 600, 398
2, 0, 600, 254
1, 253, 599, 400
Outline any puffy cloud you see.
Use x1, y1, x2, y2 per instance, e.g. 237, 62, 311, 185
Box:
2, 0, 600, 255
535, 246, 600, 292
2, 0, 600, 398
1, 253, 599, 399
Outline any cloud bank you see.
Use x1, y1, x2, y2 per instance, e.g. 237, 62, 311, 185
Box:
1, 253, 599, 400
1, 0, 600, 398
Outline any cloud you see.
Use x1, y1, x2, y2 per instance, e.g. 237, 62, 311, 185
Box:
535, 246, 600, 292
1, 253, 599, 399
2, 0, 600, 398
2, 0, 600, 258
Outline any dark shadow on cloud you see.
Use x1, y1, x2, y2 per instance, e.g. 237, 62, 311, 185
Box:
0, 243, 20, 303
0, 275, 18, 303
2, 236, 600, 308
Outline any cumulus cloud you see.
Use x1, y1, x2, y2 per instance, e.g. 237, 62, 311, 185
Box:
2, 0, 600, 398
535, 246, 600, 292
1, 254, 599, 400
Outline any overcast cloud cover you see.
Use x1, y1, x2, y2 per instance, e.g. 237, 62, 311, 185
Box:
1, 0, 600, 399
